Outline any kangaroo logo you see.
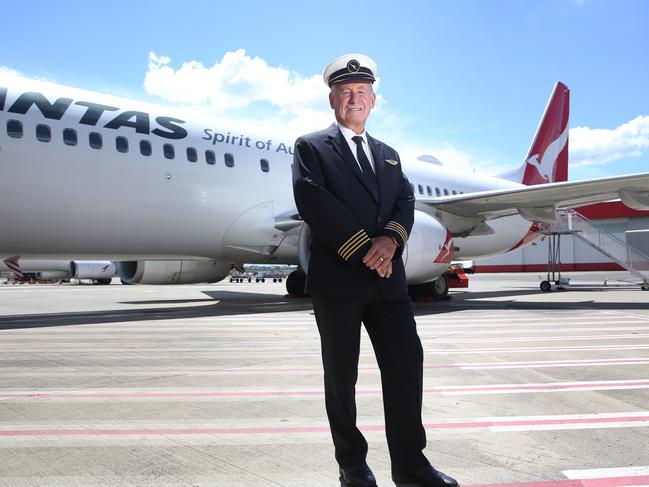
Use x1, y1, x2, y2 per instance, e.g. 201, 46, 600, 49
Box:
433, 230, 454, 264
525, 125, 569, 183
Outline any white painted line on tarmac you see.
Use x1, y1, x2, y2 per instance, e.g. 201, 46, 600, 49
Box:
563, 466, 649, 479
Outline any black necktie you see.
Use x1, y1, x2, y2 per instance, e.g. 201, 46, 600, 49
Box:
352, 136, 378, 194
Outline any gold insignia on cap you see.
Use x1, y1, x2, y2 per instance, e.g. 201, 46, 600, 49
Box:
347, 59, 360, 72
385, 159, 399, 166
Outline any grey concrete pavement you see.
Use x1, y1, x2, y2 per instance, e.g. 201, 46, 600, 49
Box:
1, 272, 648, 486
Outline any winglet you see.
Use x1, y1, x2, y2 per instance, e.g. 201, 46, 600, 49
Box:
498, 82, 570, 185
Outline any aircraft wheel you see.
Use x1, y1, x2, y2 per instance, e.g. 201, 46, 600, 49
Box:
286, 269, 307, 297
540, 280, 552, 292
409, 275, 449, 301
430, 274, 449, 299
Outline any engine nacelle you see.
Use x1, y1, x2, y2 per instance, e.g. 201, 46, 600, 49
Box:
116, 260, 231, 285
70, 261, 116, 280
403, 210, 454, 285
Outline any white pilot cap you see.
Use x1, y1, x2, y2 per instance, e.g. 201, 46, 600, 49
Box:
323, 53, 377, 87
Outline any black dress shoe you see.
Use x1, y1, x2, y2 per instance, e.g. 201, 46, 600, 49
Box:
392, 464, 459, 487
339, 463, 377, 487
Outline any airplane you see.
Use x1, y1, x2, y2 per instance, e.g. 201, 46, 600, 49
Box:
1, 72, 649, 298
1, 259, 116, 284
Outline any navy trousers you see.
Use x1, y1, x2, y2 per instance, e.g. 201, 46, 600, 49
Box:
312, 283, 428, 474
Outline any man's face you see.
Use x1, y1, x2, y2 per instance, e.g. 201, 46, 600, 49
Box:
329, 81, 376, 133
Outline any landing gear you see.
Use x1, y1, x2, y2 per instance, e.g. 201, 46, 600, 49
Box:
286, 269, 308, 297
409, 274, 449, 301
540, 280, 552, 292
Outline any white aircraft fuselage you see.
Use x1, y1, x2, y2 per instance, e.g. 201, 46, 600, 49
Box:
3, 74, 589, 287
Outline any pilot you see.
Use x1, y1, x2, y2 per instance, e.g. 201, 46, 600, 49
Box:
292, 54, 460, 487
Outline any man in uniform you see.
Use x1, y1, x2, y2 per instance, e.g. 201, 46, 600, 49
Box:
292, 53, 459, 487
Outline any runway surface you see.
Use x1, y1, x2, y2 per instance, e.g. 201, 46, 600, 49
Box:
1, 272, 648, 486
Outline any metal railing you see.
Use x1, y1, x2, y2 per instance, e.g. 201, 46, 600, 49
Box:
553, 209, 649, 286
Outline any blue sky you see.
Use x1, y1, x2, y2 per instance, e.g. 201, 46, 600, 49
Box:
1, 0, 647, 181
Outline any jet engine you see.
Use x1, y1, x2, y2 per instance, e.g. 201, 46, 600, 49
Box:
116, 260, 231, 285
70, 261, 117, 280
402, 210, 454, 285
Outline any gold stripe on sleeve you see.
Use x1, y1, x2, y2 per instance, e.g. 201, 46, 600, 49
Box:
341, 235, 371, 261
338, 229, 368, 258
385, 221, 408, 244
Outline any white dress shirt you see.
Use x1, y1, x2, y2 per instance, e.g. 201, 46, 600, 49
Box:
337, 123, 376, 173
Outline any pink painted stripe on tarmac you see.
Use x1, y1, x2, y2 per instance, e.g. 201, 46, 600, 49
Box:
1, 413, 648, 437
453, 358, 649, 369
426, 344, 649, 354
469, 475, 649, 487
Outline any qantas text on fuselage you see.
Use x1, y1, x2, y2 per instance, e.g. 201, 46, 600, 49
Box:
0, 86, 295, 154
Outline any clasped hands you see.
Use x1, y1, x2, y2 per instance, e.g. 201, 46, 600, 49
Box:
362, 236, 397, 278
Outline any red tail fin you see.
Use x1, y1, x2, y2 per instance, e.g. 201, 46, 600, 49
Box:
498, 82, 570, 185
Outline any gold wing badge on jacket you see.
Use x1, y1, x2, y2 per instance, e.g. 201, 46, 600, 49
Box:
385, 159, 399, 166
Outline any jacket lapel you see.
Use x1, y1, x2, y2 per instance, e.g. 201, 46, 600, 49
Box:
325, 124, 379, 202
368, 134, 386, 199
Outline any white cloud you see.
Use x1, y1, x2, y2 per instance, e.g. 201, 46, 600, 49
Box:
569, 115, 649, 167
144, 49, 392, 135
0, 65, 23, 77
144, 49, 335, 132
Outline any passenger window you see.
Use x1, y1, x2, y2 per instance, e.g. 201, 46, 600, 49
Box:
140, 140, 152, 156
36, 124, 51, 142
63, 128, 77, 146
163, 143, 175, 159
116, 136, 129, 153
410, 183, 415, 193
89, 132, 102, 149
435, 187, 441, 197
418, 184, 424, 195
427, 186, 432, 196
452, 190, 457, 195
6, 119, 23, 138
443, 188, 449, 196
260, 158, 269, 172
186, 147, 198, 162
224, 153, 234, 168
205, 150, 216, 165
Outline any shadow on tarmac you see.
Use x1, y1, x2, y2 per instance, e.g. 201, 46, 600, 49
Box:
0, 290, 313, 330
1, 284, 648, 330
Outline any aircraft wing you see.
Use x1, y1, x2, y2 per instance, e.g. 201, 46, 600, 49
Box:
416, 172, 649, 235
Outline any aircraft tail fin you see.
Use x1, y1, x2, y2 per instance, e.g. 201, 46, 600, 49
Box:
497, 81, 570, 185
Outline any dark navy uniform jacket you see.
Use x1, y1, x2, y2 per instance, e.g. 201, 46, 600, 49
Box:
292, 124, 415, 297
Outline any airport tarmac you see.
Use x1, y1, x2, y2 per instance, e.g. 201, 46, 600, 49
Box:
1, 271, 649, 487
